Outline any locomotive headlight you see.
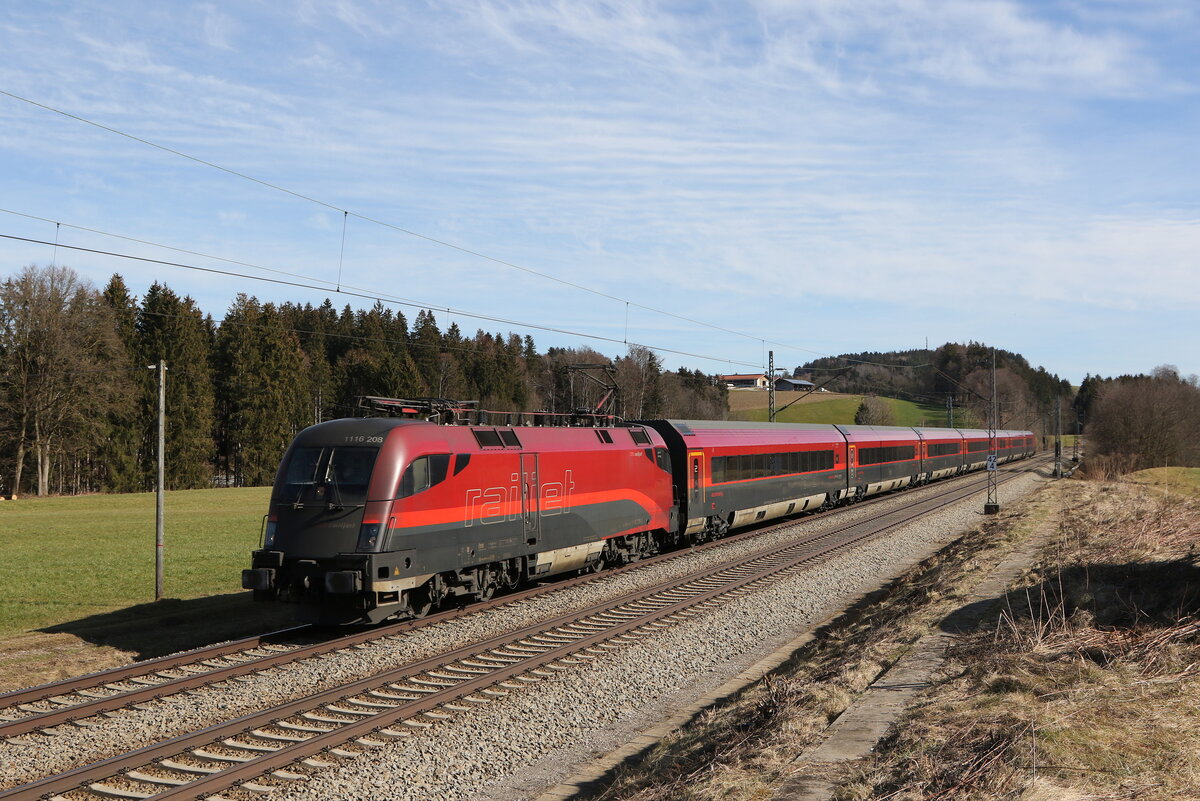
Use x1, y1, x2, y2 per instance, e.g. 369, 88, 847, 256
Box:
357, 522, 381, 552
263, 517, 278, 547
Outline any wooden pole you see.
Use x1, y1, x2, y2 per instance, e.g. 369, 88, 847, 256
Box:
155, 360, 166, 601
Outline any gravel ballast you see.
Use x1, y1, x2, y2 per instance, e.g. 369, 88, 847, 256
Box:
0, 467, 1044, 797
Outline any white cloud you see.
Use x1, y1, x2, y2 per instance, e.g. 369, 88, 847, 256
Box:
752, 0, 1155, 93
195, 4, 237, 50
0, 1, 1195, 379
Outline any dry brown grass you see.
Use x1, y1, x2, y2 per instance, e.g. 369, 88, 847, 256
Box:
1075, 453, 1141, 481
579, 491, 1056, 801
577, 477, 1200, 801
846, 483, 1200, 800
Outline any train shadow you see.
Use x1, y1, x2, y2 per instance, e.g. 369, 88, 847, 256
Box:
40, 592, 300, 661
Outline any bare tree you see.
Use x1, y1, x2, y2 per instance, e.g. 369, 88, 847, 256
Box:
854, 396, 895, 426
0, 265, 126, 496
660, 369, 727, 420
613, 345, 663, 419
1087, 367, 1200, 470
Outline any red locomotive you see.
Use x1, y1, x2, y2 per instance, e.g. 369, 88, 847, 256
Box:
243, 418, 1034, 624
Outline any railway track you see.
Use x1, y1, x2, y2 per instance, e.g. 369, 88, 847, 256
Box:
0, 459, 1030, 740
0, 460, 1045, 801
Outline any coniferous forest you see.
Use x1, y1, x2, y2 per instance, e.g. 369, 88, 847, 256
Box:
0, 265, 728, 497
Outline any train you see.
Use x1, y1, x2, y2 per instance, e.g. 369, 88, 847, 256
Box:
242, 419, 1035, 624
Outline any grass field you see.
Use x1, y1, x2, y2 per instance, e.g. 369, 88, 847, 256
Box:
1128, 467, 1200, 497
0, 487, 271, 638
728, 390, 952, 427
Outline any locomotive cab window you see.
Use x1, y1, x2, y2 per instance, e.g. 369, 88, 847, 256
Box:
282, 446, 379, 507
398, 453, 452, 498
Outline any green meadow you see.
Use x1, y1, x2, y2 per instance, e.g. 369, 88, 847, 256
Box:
0, 487, 271, 637
730, 394, 956, 427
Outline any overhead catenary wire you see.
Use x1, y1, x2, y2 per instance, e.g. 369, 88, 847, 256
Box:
2, 205, 945, 374
2, 207, 831, 372
0, 207, 344, 290
0, 233, 764, 370
2, 207, 998, 387
0, 89, 831, 359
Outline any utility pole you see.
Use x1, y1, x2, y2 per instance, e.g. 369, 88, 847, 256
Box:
152, 360, 167, 601
984, 349, 1000, 514
946, 394, 954, 428
1054, 401, 1063, 478
1072, 414, 1080, 463
768, 350, 776, 423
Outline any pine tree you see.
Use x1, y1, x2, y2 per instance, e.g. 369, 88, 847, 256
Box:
334, 303, 421, 408
100, 274, 143, 491
280, 301, 336, 426
410, 310, 443, 394
216, 297, 310, 486
138, 283, 216, 489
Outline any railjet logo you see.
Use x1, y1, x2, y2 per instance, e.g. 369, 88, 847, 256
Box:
464, 470, 575, 526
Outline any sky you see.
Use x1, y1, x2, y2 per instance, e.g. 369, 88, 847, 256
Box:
1, 0, 1197, 383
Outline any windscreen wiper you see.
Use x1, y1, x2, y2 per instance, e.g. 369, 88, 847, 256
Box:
325, 457, 346, 511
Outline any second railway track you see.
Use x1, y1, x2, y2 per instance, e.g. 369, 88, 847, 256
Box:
1, 460, 1047, 801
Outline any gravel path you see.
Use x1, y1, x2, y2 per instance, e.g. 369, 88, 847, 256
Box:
0, 467, 1043, 796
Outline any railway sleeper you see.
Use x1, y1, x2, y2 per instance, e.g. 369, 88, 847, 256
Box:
191, 747, 255, 763
223, 737, 284, 752
124, 770, 191, 787
271, 770, 308, 781
276, 719, 333, 733
251, 727, 311, 742
158, 759, 223, 775
86, 781, 156, 799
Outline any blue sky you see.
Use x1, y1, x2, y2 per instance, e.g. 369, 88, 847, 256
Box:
1, 0, 1197, 382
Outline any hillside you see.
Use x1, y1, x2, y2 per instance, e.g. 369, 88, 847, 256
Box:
727, 390, 959, 427
794, 342, 1071, 434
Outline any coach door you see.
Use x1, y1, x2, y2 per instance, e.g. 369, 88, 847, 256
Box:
688, 451, 704, 514
848, 445, 856, 486
521, 453, 540, 546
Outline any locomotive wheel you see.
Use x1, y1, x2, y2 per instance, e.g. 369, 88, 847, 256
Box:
407, 584, 435, 619
478, 564, 501, 601
586, 554, 606, 574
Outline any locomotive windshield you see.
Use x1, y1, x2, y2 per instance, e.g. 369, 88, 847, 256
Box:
281, 446, 378, 507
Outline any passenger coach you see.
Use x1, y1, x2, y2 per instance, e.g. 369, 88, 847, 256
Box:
641, 421, 848, 539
